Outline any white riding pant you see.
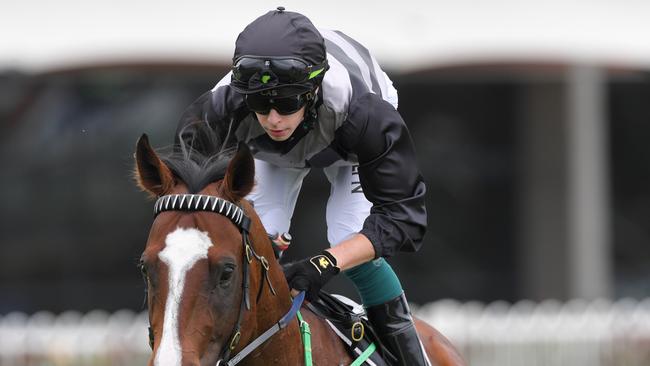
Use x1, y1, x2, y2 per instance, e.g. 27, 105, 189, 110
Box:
246, 159, 372, 247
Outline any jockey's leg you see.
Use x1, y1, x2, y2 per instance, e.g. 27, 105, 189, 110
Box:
246, 159, 309, 238
344, 258, 401, 306
324, 164, 431, 366
365, 291, 431, 366
345, 261, 430, 366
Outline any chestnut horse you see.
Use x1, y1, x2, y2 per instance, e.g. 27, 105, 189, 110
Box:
134, 134, 465, 366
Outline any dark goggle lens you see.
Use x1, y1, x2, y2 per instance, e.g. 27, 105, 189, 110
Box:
245, 93, 308, 115
233, 57, 324, 84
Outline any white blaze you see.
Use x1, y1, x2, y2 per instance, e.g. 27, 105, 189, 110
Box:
154, 227, 213, 366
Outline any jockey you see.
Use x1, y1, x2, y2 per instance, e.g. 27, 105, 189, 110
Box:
176, 8, 429, 365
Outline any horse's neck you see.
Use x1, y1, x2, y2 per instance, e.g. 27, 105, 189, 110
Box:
245, 206, 295, 330
240, 219, 304, 363
241, 239, 350, 364
238, 268, 303, 365
250, 260, 293, 331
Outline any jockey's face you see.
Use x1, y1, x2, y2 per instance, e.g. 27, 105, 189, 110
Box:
255, 106, 306, 142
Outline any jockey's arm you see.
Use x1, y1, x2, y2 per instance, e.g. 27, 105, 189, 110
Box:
325, 233, 375, 270
174, 77, 246, 154
337, 93, 427, 258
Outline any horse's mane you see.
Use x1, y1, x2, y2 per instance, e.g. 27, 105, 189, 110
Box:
160, 122, 236, 193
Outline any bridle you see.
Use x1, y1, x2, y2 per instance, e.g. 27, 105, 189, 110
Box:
150, 193, 305, 366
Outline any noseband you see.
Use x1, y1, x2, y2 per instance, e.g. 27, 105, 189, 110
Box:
151, 194, 302, 365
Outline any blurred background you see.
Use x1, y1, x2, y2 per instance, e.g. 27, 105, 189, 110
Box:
1, 0, 649, 365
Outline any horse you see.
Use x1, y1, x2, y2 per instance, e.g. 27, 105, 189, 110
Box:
133, 133, 465, 366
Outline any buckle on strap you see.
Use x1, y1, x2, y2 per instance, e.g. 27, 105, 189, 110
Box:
260, 256, 270, 270
245, 244, 253, 263
229, 331, 242, 350
351, 321, 364, 342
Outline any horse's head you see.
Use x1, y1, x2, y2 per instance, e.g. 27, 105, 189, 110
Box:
134, 134, 287, 366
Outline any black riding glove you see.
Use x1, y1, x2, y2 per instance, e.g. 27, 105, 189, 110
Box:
282, 251, 340, 301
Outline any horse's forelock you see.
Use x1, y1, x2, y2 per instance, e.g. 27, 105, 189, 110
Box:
161, 121, 238, 193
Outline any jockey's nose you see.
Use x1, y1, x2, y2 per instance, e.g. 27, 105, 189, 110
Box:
267, 109, 283, 124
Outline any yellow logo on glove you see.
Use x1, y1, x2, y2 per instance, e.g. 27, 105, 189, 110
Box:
309, 253, 338, 274
319, 257, 330, 269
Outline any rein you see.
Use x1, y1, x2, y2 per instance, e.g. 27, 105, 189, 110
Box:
152, 193, 301, 365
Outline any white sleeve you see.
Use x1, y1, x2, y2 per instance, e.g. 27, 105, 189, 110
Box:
211, 71, 233, 92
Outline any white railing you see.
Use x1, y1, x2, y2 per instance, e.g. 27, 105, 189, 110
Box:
414, 297, 650, 366
1, 298, 649, 365
0, 309, 150, 366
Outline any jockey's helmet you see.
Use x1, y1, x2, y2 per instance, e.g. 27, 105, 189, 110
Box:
230, 8, 329, 98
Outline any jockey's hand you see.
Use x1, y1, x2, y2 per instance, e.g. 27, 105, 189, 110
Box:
282, 250, 340, 301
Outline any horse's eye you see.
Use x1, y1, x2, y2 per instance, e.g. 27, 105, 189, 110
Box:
219, 264, 235, 286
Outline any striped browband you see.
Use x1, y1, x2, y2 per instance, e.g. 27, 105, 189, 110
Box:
153, 194, 249, 230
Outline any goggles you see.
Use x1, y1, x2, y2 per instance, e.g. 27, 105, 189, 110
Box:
232, 56, 327, 87
245, 92, 312, 115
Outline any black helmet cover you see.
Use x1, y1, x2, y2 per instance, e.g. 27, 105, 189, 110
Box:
230, 8, 329, 97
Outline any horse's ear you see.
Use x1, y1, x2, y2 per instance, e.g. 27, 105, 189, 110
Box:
134, 134, 174, 197
221, 142, 255, 201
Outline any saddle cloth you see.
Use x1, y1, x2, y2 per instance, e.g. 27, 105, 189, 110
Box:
307, 292, 397, 366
